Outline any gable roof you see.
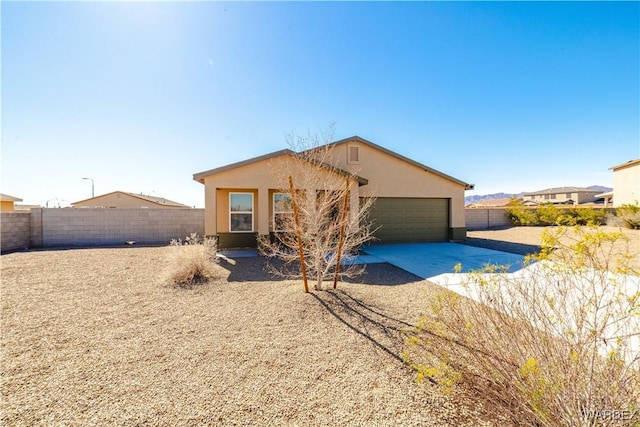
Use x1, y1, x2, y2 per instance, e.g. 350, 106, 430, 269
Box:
611, 159, 640, 171
523, 186, 601, 196
194, 136, 472, 189
72, 191, 189, 207
0, 193, 23, 202
323, 136, 474, 189
193, 149, 368, 185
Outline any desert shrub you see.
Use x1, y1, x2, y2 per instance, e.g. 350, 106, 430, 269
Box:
573, 207, 606, 226
168, 233, 223, 287
506, 204, 538, 226
404, 227, 640, 426
536, 203, 561, 226
613, 204, 640, 229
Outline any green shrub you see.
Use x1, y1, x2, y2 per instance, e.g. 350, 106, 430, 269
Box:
536, 203, 560, 226
573, 207, 606, 226
506, 204, 538, 226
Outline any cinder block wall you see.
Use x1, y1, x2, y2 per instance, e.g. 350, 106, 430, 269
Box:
1, 212, 31, 253
40, 208, 205, 247
465, 208, 511, 230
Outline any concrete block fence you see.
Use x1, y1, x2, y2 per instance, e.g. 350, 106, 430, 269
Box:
1, 212, 31, 253
465, 208, 511, 230
1, 208, 204, 253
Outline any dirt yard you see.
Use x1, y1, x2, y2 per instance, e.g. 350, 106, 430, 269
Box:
1, 247, 499, 426
1, 226, 637, 426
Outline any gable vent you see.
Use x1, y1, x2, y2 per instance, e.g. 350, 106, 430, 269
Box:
348, 146, 360, 164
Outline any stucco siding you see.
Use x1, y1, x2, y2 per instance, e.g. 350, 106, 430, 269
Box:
322, 142, 468, 228
613, 163, 640, 206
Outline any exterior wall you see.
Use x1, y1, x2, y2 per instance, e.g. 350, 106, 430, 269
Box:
613, 162, 640, 207
202, 155, 360, 238
0, 212, 31, 252
73, 192, 186, 209
1, 201, 16, 212
465, 208, 511, 230
321, 141, 468, 229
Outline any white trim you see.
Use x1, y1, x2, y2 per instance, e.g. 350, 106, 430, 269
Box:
229, 192, 254, 232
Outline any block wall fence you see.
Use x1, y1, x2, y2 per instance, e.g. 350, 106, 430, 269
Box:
1, 208, 204, 253
464, 208, 511, 230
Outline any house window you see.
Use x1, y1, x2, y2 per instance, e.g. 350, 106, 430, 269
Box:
544, 194, 551, 200
273, 193, 293, 232
566, 193, 572, 198
347, 145, 360, 165
229, 192, 253, 232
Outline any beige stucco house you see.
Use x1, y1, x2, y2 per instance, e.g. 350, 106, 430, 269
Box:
523, 187, 603, 205
611, 159, 640, 207
0, 194, 23, 212
72, 191, 190, 209
193, 136, 473, 249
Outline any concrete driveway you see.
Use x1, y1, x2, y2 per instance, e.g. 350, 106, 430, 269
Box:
361, 242, 526, 280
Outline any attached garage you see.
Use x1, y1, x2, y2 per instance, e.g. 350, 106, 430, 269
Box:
368, 197, 450, 243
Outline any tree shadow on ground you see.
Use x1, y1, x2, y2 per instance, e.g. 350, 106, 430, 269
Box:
311, 289, 417, 365
218, 255, 423, 285
462, 238, 541, 256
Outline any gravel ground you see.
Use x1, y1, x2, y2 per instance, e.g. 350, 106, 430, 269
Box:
2, 226, 636, 426
1, 247, 500, 427
466, 225, 640, 271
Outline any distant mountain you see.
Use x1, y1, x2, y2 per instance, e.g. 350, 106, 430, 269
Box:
586, 185, 612, 193
465, 192, 524, 204
465, 185, 612, 204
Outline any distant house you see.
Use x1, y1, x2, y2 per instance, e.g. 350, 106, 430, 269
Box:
610, 159, 640, 207
72, 191, 190, 209
193, 136, 473, 249
465, 198, 519, 208
522, 187, 603, 206
0, 194, 23, 212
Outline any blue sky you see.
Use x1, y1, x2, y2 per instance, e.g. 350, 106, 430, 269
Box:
2, 1, 638, 208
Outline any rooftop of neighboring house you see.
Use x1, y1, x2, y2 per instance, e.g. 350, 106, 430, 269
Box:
0, 193, 23, 202
72, 191, 190, 208
523, 186, 600, 196
611, 158, 640, 171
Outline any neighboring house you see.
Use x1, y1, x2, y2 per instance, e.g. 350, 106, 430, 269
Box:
465, 198, 519, 208
0, 194, 23, 212
610, 159, 640, 207
522, 187, 602, 205
72, 191, 190, 209
193, 136, 473, 249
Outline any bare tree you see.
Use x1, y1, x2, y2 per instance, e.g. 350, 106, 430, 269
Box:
258, 128, 376, 292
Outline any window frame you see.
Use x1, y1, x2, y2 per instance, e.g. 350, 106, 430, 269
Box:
273, 192, 293, 232
229, 192, 254, 233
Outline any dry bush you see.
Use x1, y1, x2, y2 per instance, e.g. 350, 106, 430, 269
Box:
404, 226, 640, 426
608, 204, 640, 230
168, 233, 224, 287
258, 127, 376, 292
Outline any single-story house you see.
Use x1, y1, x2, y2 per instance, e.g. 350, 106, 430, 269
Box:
72, 191, 191, 209
522, 187, 604, 205
611, 159, 640, 207
0, 194, 23, 212
193, 136, 474, 249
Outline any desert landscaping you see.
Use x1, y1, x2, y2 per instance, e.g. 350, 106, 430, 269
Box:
1, 226, 638, 426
